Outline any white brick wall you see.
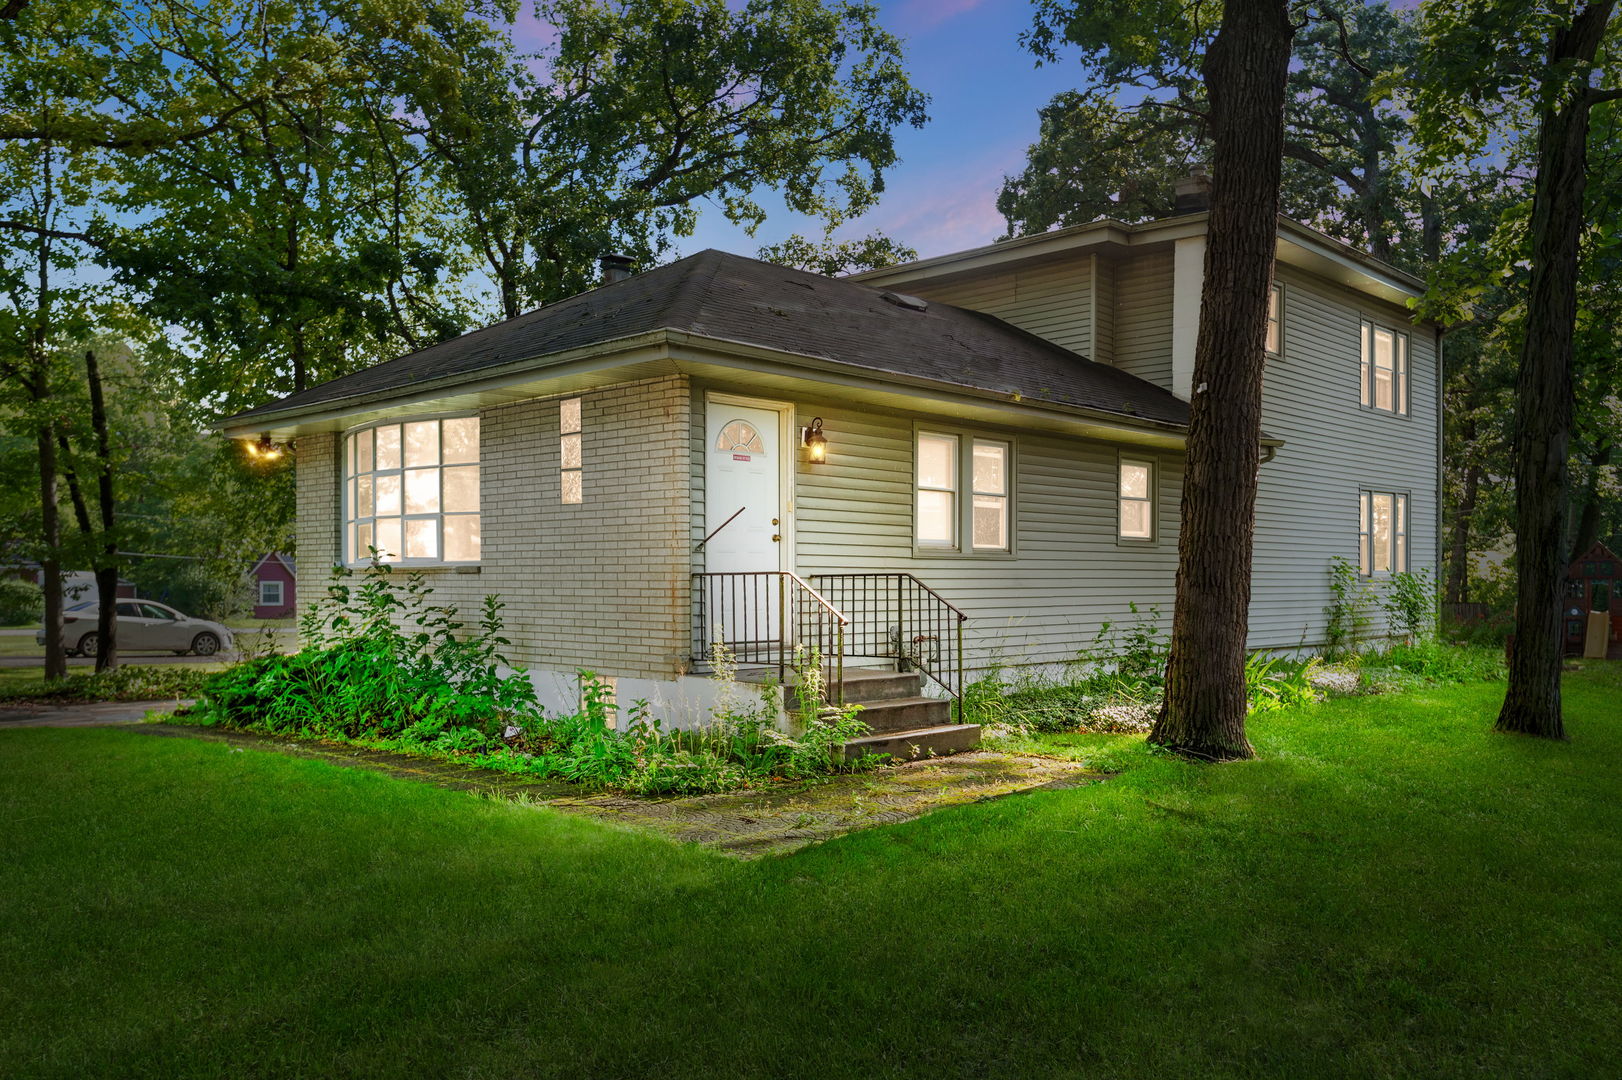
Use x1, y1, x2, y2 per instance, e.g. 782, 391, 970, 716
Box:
294, 375, 693, 679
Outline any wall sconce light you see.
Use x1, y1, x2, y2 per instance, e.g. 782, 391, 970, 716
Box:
245, 433, 284, 462
802, 417, 827, 464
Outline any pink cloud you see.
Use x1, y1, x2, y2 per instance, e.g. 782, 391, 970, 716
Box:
896, 0, 992, 30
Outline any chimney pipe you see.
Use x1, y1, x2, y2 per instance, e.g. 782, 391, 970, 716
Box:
599, 253, 635, 284
1173, 167, 1212, 215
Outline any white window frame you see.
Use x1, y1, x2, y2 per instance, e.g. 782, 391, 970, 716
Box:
1118, 456, 1157, 542
342, 415, 481, 566
258, 579, 284, 607
913, 428, 1014, 556
1359, 488, 1408, 577
1360, 318, 1409, 416
1266, 283, 1283, 357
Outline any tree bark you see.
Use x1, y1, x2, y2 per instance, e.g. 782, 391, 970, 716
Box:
85, 349, 119, 672
1496, 0, 1615, 740
1445, 414, 1481, 606
1150, 0, 1294, 761
1446, 459, 1481, 606
34, 422, 66, 680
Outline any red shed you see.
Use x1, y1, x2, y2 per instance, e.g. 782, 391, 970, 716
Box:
1564, 542, 1621, 657
251, 552, 297, 620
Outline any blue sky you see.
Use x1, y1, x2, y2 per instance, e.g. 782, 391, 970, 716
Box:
674, 0, 1081, 261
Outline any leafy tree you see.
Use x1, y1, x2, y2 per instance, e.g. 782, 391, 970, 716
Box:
1008, 4, 1479, 273
1410, 0, 1620, 739
409, 0, 929, 317
755, 231, 917, 276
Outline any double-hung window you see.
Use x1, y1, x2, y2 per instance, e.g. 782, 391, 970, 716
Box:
344, 417, 481, 564
258, 580, 283, 607
1358, 489, 1408, 576
1119, 458, 1155, 539
915, 432, 1011, 553
1360, 319, 1408, 415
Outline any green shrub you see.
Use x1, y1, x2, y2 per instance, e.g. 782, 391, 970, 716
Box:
1359, 639, 1505, 687
1325, 556, 1373, 659
0, 665, 214, 703
1383, 569, 1437, 643
0, 578, 44, 626
189, 561, 873, 796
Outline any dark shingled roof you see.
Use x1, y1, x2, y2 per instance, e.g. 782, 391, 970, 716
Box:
226, 249, 1190, 429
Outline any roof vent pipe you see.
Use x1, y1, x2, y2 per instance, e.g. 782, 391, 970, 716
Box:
599, 253, 636, 284
1173, 167, 1212, 214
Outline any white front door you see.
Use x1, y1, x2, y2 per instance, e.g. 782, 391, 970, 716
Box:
704, 400, 783, 649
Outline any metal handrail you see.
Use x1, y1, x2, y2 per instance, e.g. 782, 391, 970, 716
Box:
808, 573, 968, 716
691, 571, 849, 705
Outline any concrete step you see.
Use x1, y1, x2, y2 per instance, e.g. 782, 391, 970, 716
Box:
832, 667, 922, 703
842, 724, 981, 762
853, 695, 952, 733
736, 665, 924, 704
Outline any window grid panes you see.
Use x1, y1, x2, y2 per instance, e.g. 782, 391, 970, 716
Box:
1119, 460, 1154, 539
971, 440, 1010, 550
1361, 319, 1409, 415
259, 580, 283, 606
1359, 489, 1407, 576
915, 433, 958, 547
345, 417, 480, 564
560, 397, 582, 504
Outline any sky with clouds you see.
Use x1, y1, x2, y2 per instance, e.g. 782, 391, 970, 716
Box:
672, 0, 1082, 261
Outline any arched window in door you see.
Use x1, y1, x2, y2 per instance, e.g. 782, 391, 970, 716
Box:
714, 420, 766, 455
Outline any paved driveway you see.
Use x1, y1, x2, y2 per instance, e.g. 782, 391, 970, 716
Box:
0, 700, 192, 728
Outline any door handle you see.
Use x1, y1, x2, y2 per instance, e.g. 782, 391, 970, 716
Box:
771, 518, 779, 526
772, 534, 781, 543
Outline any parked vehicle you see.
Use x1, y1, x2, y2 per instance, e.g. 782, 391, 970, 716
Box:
38, 600, 236, 658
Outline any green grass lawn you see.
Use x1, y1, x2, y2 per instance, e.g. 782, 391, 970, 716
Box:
4, 666, 1620, 1079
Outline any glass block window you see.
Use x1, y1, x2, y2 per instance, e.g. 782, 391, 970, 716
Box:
1359, 489, 1408, 576
344, 417, 480, 564
1361, 319, 1409, 415
560, 397, 582, 504
1119, 459, 1154, 539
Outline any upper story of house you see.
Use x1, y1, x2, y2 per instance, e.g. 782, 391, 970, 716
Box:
853, 207, 1437, 431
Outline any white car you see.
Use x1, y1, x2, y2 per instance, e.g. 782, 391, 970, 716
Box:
38, 600, 235, 658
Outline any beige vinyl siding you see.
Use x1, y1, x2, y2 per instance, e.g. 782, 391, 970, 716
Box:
1111, 248, 1175, 390
1248, 268, 1439, 647
1091, 254, 1117, 364
787, 401, 1182, 672
896, 258, 1094, 358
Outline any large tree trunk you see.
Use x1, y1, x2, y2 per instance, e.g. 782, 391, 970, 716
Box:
85, 349, 119, 672
1445, 417, 1481, 606
35, 422, 67, 681
1496, 0, 1615, 740
1150, 0, 1294, 762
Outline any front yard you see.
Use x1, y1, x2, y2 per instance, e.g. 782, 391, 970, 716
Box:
3, 665, 1620, 1078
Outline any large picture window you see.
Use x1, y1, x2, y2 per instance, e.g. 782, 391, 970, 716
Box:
1360, 319, 1409, 415
345, 417, 480, 564
1359, 489, 1408, 576
915, 431, 1011, 553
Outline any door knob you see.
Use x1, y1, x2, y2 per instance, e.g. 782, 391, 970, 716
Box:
772, 534, 781, 543
771, 518, 779, 526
